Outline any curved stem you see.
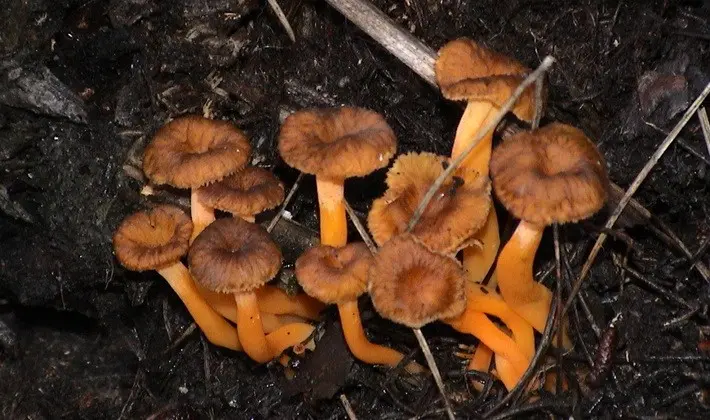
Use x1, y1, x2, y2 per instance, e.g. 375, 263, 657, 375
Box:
337, 300, 405, 367
190, 189, 216, 243
451, 101, 497, 171
463, 209, 500, 283
468, 344, 494, 392
265, 322, 315, 357
255, 285, 325, 321
494, 353, 521, 391
193, 283, 305, 332
466, 285, 535, 359
445, 310, 528, 377
451, 102, 501, 288
157, 263, 241, 351
496, 220, 553, 333
316, 177, 347, 247
235, 292, 271, 363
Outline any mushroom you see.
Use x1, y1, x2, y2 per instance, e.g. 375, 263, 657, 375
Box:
188, 217, 314, 363
195, 166, 285, 223
368, 152, 491, 253
295, 242, 410, 369
112, 205, 241, 351
490, 122, 609, 336
368, 234, 466, 328
435, 38, 544, 282
142, 115, 252, 242
278, 107, 396, 247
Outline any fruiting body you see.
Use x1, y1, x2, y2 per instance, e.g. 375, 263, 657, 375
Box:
142, 115, 252, 241
278, 107, 396, 247
113, 205, 241, 351
436, 38, 543, 282
189, 217, 313, 362
491, 123, 609, 339
296, 242, 409, 368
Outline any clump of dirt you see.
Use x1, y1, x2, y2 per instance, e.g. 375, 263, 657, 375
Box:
1, 0, 710, 418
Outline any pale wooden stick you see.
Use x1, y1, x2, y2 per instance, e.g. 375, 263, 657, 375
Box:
323, 0, 437, 87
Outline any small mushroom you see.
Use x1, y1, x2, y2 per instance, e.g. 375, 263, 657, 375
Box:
278, 107, 396, 247
435, 38, 544, 283
368, 152, 490, 253
490, 123, 608, 337
295, 242, 410, 369
195, 166, 285, 223
368, 234, 467, 328
143, 115, 252, 242
188, 217, 313, 363
112, 205, 241, 351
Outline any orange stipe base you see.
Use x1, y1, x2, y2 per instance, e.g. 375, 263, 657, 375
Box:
158, 262, 241, 351
316, 177, 347, 247
235, 292, 272, 363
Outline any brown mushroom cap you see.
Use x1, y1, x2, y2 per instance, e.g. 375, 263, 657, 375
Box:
490, 122, 609, 225
368, 234, 466, 328
295, 242, 372, 304
188, 217, 282, 294
113, 205, 193, 271
143, 115, 252, 188
196, 167, 285, 217
368, 152, 491, 253
435, 38, 541, 122
278, 107, 396, 179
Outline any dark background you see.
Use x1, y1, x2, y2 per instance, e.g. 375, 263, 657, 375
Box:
1, 0, 709, 418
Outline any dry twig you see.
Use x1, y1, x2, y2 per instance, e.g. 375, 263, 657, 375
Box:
564, 80, 710, 317
340, 394, 359, 420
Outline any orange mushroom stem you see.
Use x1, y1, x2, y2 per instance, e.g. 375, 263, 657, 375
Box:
445, 309, 528, 380
462, 211, 500, 283
450, 101, 498, 171
316, 177, 347, 247
255, 286, 326, 321
158, 262, 241, 351
190, 190, 216, 242
265, 322, 315, 358
467, 344, 494, 392
466, 285, 535, 359
338, 300, 408, 368
235, 292, 272, 363
195, 283, 323, 324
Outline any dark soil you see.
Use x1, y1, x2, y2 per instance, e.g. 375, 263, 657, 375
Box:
1, 0, 710, 418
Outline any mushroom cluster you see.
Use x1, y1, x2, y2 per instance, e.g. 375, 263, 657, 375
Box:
114, 115, 324, 364
111, 37, 609, 394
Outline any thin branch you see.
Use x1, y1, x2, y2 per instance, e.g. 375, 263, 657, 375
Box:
412, 328, 456, 420
340, 394, 359, 420
323, 0, 437, 86
563, 80, 710, 317
267, 172, 304, 233
266, 0, 296, 43
344, 199, 377, 253
406, 56, 556, 231
699, 107, 710, 162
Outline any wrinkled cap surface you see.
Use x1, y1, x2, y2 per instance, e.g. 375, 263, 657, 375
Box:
113, 205, 192, 271
278, 107, 396, 179
295, 242, 372, 304
490, 122, 609, 225
435, 38, 541, 122
368, 152, 491, 253
188, 217, 282, 293
143, 115, 252, 188
197, 167, 285, 217
368, 234, 466, 328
